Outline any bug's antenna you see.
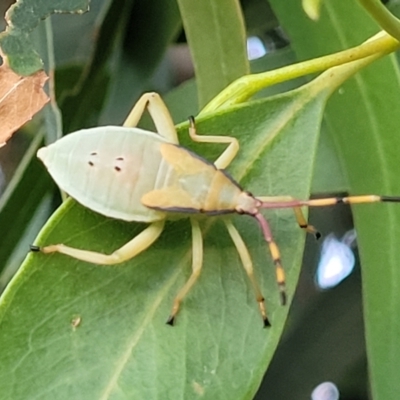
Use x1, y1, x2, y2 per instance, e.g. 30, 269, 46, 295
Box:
253, 213, 287, 306
259, 195, 400, 210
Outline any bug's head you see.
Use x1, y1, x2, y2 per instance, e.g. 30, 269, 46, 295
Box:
234, 192, 273, 240
234, 192, 273, 222
234, 191, 261, 215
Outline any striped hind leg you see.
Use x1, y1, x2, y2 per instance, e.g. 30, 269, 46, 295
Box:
253, 213, 287, 307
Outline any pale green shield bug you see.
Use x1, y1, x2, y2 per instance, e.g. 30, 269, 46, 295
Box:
32, 92, 400, 326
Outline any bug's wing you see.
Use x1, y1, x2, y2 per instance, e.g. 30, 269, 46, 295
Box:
159, 143, 214, 173
142, 187, 201, 212
142, 143, 241, 214
142, 143, 215, 212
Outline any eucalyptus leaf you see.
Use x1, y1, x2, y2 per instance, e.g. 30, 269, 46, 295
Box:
0, 81, 328, 399
177, 0, 249, 108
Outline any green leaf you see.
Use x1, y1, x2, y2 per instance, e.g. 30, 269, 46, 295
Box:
0, 0, 89, 75
330, 49, 400, 400
0, 82, 329, 398
176, 0, 249, 108
270, 0, 400, 398
312, 126, 347, 194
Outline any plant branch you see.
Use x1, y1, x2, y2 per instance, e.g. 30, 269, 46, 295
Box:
201, 31, 399, 114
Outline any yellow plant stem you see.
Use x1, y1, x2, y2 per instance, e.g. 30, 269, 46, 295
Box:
201, 31, 399, 114
302, 0, 321, 21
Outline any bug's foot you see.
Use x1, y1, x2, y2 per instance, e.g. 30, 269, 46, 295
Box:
259, 300, 271, 328
258, 297, 269, 325
263, 317, 271, 328
301, 223, 321, 240
166, 301, 180, 326
30, 245, 41, 252
279, 288, 287, 306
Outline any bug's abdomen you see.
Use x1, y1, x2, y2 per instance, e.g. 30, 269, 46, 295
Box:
38, 127, 174, 222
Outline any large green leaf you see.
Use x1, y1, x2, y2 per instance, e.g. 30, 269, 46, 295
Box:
0, 79, 329, 398
270, 0, 400, 398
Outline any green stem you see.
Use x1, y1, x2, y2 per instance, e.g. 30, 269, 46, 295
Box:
358, 0, 400, 42
201, 31, 399, 114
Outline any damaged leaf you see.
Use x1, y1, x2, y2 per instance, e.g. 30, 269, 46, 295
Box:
0, 65, 49, 147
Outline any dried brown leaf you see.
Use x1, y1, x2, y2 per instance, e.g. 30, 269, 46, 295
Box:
0, 64, 49, 147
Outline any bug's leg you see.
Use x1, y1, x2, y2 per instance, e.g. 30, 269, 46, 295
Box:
224, 220, 270, 327
31, 220, 165, 265
123, 92, 178, 143
167, 218, 203, 325
188, 116, 239, 169
254, 213, 287, 307
257, 196, 320, 239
